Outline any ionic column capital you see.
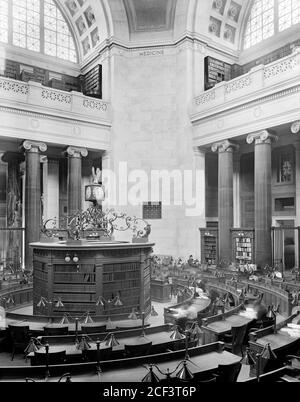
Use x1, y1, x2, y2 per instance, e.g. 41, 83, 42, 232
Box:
246, 130, 278, 145
193, 146, 206, 156
22, 140, 47, 153
66, 146, 88, 159
211, 140, 239, 153
291, 121, 300, 134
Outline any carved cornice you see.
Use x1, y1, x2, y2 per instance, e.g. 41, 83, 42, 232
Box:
246, 130, 278, 145
22, 140, 47, 153
291, 121, 300, 134
66, 146, 88, 159
211, 140, 239, 153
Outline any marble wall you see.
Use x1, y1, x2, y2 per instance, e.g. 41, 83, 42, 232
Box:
106, 44, 206, 257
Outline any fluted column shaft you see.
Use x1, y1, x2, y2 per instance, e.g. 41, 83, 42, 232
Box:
66, 147, 88, 215
212, 140, 238, 263
23, 141, 47, 269
247, 131, 278, 268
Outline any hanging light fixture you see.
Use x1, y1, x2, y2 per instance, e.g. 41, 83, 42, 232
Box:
82, 311, 94, 324
76, 335, 91, 351
150, 306, 158, 316
106, 317, 115, 330
170, 325, 185, 340
55, 298, 64, 308
190, 322, 203, 345
24, 337, 43, 356
37, 297, 46, 308
96, 296, 105, 307
175, 361, 194, 382
105, 333, 120, 348
141, 365, 160, 383
241, 348, 256, 366
114, 295, 123, 306
59, 313, 70, 325
128, 308, 138, 320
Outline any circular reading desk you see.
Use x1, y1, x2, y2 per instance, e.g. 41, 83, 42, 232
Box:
30, 240, 154, 319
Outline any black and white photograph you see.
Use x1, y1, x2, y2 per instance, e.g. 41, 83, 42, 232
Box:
0, 0, 300, 390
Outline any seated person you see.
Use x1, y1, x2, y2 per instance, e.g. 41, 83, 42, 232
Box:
249, 303, 274, 330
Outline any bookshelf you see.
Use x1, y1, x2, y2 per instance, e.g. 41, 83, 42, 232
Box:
81, 65, 102, 98
231, 229, 255, 264
200, 228, 219, 265
204, 56, 232, 91
32, 242, 153, 317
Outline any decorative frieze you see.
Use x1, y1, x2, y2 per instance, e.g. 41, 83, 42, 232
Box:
225, 76, 251, 94
246, 130, 278, 145
42, 89, 71, 104
0, 77, 29, 94
195, 90, 216, 105
83, 99, 108, 112
264, 56, 297, 79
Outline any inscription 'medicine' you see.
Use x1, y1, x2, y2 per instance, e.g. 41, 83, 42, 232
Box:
139, 50, 164, 57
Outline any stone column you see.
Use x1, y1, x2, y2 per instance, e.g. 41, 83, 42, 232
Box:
66, 146, 88, 215
1, 152, 24, 227
212, 140, 239, 263
1, 152, 25, 273
42, 157, 60, 221
233, 152, 241, 228
193, 146, 206, 259
291, 122, 300, 267
22, 140, 47, 270
247, 130, 278, 268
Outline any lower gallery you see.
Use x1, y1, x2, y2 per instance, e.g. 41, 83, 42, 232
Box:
0, 0, 300, 386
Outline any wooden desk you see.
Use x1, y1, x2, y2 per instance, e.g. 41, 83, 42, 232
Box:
27, 331, 184, 362
29, 350, 241, 382
202, 314, 253, 344
255, 330, 300, 353
5, 318, 144, 332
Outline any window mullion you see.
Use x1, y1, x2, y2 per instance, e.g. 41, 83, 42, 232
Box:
274, 0, 279, 34
8, 0, 13, 45
40, 0, 44, 54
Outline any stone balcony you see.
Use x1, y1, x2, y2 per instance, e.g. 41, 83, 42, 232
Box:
190, 48, 300, 147
0, 77, 111, 150
0, 77, 111, 125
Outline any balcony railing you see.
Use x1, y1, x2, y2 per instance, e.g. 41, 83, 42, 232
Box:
191, 48, 300, 121
0, 77, 111, 124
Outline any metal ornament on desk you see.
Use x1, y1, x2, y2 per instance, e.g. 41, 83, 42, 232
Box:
85, 167, 105, 204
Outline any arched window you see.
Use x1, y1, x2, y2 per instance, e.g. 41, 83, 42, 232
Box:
0, 0, 77, 63
244, 0, 300, 50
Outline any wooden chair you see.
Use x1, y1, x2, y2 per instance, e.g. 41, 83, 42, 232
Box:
81, 324, 106, 334
85, 346, 112, 362
34, 349, 66, 366
8, 325, 31, 361
124, 341, 152, 357
43, 326, 69, 336
0, 329, 7, 352
286, 355, 300, 371
223, 324, 248, 356
215, 361, 242, 383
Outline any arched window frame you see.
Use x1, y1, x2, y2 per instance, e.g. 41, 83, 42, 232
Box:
0, 0, 79, 64
243, 0, 300, 50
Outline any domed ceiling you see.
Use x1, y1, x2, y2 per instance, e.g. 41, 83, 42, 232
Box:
123, 0, 177, 33
58, 0, 254, 63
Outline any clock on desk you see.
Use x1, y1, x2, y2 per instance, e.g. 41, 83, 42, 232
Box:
85, 184, 105, 203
